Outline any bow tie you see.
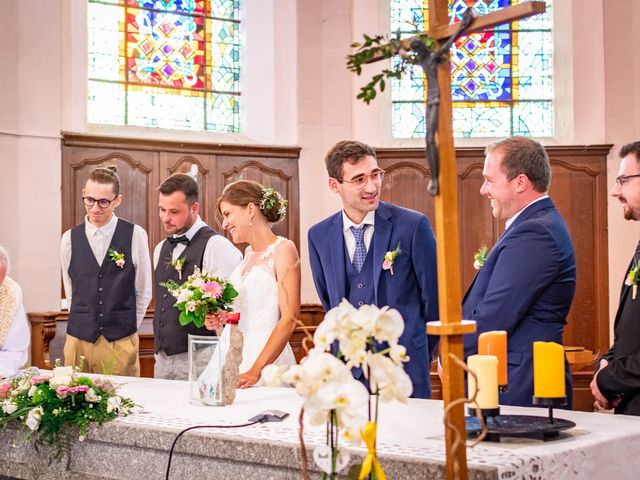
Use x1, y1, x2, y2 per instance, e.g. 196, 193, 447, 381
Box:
167, 235, 189, 245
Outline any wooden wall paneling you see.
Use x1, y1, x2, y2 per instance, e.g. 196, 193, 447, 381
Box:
377, 155, 435, 220
546, 147, 611, 359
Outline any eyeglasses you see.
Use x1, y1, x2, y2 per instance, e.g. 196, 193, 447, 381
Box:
337, 169, 385, 189
615, 174, 640, 187
82, 196, 117, 209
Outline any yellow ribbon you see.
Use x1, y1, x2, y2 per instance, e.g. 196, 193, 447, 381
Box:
358, 421, 387, 480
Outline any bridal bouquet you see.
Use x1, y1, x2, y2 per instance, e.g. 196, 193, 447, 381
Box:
0, 365, 134, 453
160, 266, 238, 328
264, 300, 413, 479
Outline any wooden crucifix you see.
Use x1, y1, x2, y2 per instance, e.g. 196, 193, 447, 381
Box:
350, 2, 546, 479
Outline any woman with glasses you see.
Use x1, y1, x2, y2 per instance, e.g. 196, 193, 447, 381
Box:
60, 166, 152, 376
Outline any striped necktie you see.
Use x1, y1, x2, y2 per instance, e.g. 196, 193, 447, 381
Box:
350, 225, 369, 273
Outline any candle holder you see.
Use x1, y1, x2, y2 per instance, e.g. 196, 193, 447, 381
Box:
532, 396, 567, 424
466, 406, 500, 418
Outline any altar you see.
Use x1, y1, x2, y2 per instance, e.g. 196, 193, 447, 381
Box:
0, 376, 639, 479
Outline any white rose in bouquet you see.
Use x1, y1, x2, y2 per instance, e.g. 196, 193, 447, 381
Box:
49, 366, 74, 388
26, 406, 43, 431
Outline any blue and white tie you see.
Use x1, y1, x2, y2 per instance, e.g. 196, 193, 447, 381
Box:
350, 225, 369, 273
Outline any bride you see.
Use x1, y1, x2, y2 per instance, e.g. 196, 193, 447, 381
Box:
204, 180, 299, 388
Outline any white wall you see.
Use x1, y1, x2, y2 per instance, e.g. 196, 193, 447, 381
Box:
1, 0, 639, 337
0, 0, 62, 311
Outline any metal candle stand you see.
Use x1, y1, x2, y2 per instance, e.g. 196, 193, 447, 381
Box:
466, 396, 576, 442
532, 395, 568, 424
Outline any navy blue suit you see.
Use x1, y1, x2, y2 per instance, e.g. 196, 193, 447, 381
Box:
462, 197, 576, 407
308, 202, 439, 398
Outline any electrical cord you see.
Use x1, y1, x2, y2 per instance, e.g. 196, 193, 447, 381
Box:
165, 418, 265, 479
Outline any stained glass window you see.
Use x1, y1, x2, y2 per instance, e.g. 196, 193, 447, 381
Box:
390, 0, 553, 138
88, 0, 240, 132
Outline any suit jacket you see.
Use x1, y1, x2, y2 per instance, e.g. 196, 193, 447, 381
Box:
462, 197, 576, 407
597, 242, 640, 415
308, 201, 439, 398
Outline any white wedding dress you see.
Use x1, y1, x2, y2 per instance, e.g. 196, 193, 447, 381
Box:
230, 236, 296, 383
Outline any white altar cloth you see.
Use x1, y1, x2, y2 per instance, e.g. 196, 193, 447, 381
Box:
116, 377, 640, 479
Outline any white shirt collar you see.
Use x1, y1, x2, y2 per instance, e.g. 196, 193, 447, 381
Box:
85, 214, 118, 237
342, 210, 375, 233
505, 195, 549, 230
180, 215, 207, 240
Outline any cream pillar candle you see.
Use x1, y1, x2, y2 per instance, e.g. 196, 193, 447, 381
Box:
467, 354, 499, 409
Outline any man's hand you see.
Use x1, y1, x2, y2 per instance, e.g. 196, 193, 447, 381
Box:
591, 359, 621, 410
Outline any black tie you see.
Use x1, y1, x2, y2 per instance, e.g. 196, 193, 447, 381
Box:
167, 235, 189, 246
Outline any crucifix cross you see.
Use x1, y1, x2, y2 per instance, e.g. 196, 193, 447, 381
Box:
425, 2, 546, 479
355, 2, 546, 479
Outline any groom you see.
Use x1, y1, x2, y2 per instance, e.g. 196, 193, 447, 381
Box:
308, 140, 439, 398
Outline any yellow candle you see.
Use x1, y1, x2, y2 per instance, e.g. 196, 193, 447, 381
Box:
478, 331, 508, 387
467, 355, 499, 409
533, 341, 565, 398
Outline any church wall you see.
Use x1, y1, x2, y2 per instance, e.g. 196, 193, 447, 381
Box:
0, 0, 62, 311
603, 0, 640, 332
0, 0, 638, 341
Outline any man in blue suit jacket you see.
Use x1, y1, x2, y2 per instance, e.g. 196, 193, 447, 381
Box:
308, 140, 439, 399
463, 136, 576, 408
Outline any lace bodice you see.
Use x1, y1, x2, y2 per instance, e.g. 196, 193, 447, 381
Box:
229, 237, 295, 374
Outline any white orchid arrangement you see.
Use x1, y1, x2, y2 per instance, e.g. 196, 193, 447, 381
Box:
264, 300, 412, 479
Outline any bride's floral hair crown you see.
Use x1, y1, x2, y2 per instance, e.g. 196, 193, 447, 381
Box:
260, 187, 288, 224
216, 180, 288, 225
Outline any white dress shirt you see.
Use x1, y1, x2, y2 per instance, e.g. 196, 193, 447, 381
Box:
0, 282, 29, 378
505, 195, 550, 231
342, 210, 376, 262
60, 214, 153, 327
153, 215, 242, 279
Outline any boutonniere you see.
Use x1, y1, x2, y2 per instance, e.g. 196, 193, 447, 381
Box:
382, 243, 401, 275
625, 259, 640, 300
473, 245, 488, 270
108, 247, 125, 268
170, 256, 186, 280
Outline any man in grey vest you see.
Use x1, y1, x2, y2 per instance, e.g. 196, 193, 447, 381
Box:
153, 174, 242, 380
61, 166, 152, 376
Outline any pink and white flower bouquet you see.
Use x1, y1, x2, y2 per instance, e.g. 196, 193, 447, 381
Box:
0, 364, 134, 454
160, 266, 238, 328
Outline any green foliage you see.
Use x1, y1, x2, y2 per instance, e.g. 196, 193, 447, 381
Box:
160, 267, 239, 329
0, 368, 134, 459
347, 32, 435, 104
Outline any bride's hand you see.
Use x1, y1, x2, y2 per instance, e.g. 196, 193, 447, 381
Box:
204, 311, 227, 331
237, 370, 260, 389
